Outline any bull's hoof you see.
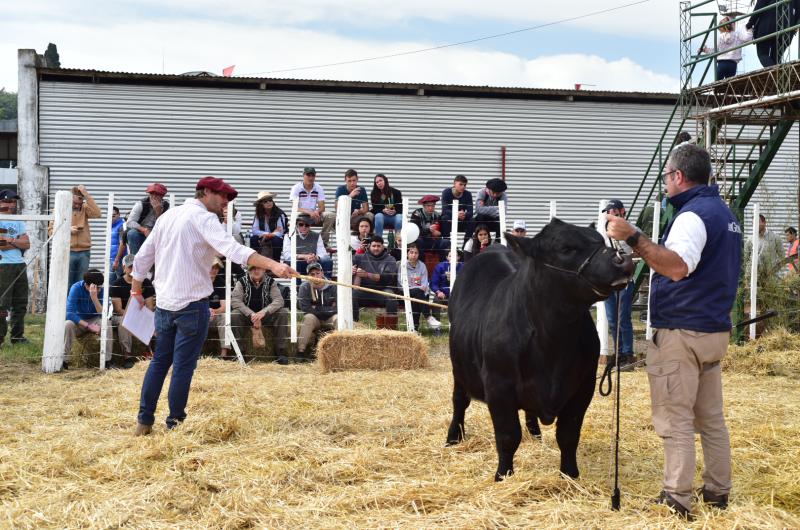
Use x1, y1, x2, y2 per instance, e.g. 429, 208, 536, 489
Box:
444, 438, 461, 447
494, 468, 514, 482
526, 423, 542, 439
560, 467, 580, 480
445, 425, 464, 446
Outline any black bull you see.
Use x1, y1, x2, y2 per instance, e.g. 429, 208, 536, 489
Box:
447, 219, 634, 480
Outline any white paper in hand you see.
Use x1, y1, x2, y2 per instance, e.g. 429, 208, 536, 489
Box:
122, 296, 155, 344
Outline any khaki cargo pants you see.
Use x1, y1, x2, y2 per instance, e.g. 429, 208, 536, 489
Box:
647, 328, 732, 510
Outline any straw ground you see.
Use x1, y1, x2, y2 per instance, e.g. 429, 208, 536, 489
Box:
1, 330, 799, 528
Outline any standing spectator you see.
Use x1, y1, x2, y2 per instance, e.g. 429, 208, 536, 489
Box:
108, 207, 126, 281
676, 131, 692, 145
701, 16, 753, 80
250, 191, 286, 260
63, 269, 110, 369
410, 195, 449, 261
606, 144, 741, 517
336, 169, 372, 228
475, 178, 508, 239
0, 190, 30, 346
399, 243, 440, 331
370, 173, 403, 237
512, 220, 527, 237
131, 176, 294, 435
463, 224, 496, 262
207, 258, 233, 360
230, 264, 289, 364
602, 199, 639, 371
352, 235, 398, 328
441, 175, 474, 242
351, 216, 374, 255
69, 185, 101, 290
126, 183, 169, 255
431, 249, 464, 305
785, 226, 799, 273
289, 167, 335, 247
297, 262, 336, 361
281, 214, 333, 277
744, 213, 784, 277
109, 254, 156, 369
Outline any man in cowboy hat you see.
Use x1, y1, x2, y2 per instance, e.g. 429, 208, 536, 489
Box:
410, 194, 449, 261
127, 182, 170, 255
250, 191, 287, 260
475, 178, 508, 239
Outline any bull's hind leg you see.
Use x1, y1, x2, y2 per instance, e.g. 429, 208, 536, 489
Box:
487, 395, 522, 481
554, 378, 595, 479
524, 410, 542, 439
445, 381, 471, 445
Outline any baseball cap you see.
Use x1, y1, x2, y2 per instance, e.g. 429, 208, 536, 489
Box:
513, 220, 526, 230
306, 262, 323, 273
0, 189, 20, 201
196, 176, 238, 201
303, 167, 316, 175
602, 199, 625, 212
146, 183, 168, 195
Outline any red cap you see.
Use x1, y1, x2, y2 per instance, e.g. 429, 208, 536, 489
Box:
196, 176, 238, 201
418, 194, 440, 204
146, 183, 168, 195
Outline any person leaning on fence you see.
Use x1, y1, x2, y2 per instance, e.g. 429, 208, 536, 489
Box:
410, 195, 450, 261
430, 249, 463, 305
606, 143, 741, 518
250, 191, 286, 261
131, 176, 295, 436
785, 226, 799, 273
441, 174, 474, 243
126, 183, 169, 256
297, 261, 336, 362
69, 185, 101, 291
700, 15, 753, 80
289, 167, 335, 247
109, 254, 155, 369
108, 206, 126, 282
112, 218, 128, 282
0, 189, 31, 346
352, 235, 399, 328
230, 263, 289, 364
400, 242, 441, 331
281, 214, 334, 277
63, 269, 110, 370
474, 178, 508, 239
747, 0, 796, 69
335, 169, 373, 229
370, 173, 403, 237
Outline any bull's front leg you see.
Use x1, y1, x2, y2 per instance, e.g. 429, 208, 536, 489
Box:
445, 381, 471, 445
487, 392, 522, 481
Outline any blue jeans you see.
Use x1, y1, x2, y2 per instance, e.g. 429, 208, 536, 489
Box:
68, 250, 90, 291
716, 60, 737, 80
137, 299, 210, 428
605, 281, 635, 356
374, 213, 401, 236
127, 228, 147, 255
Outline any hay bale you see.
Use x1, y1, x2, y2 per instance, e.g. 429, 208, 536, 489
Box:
317, 329, 429, 372
725, 328, 800, 378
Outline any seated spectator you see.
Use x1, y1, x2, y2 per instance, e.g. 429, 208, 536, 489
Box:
512, 219, 527, 237
431, 249, 464, 305
441, 174, 474, 242
351, 216, 374, 255
111, 218, 128, 283
281, 214, 333, 277
475, 178, 508, 238
336, 169, 372, 228
108, 206, 125, 281
370, 173, 403, 236
297, 262, 337, 362
250, 191, 286, 260
127, 183, 169, 255
410, 195, 450, 261
207, 258, 232, 359
69, 185, 101, 291
463, 224, 497, 261
289, 167, 335, 247
63, 269, 109, 370
109, 254, 155, 368
399, 243, 441, 331
352, 235, 398, 328
230, 264, 289, 364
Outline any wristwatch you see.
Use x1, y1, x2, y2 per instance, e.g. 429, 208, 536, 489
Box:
626, 231, 642, 248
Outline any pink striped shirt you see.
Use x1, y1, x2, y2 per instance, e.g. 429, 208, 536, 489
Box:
132, 198, 255, 311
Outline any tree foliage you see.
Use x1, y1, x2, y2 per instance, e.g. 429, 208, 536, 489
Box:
0, 90, 16, 120
44, 43, 60, 68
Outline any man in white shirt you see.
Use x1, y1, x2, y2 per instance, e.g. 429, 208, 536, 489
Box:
131, 176, 295, 436
288, 167, 335, 247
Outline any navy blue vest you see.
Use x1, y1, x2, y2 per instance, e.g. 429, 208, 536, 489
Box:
650, 185, 742, 333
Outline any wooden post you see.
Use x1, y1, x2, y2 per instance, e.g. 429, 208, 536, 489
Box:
549, 200, 557, 220
499, 199, 507, 246
646, 200, 661, 342
450, 201, 458, 292
400, 197, 414, 331
750, 204, 760, 340
335, 196, 354, 330
99, 193, 114, 370
289, 198, 299, 342
594, 200, 610, 356
42, 191, 71, 373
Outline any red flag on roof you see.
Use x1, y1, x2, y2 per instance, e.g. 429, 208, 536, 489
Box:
222, 65, 235, 77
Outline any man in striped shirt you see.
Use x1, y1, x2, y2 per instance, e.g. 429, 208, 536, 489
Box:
132, 176, 295, 436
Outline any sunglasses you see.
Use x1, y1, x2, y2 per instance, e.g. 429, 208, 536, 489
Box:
297, 222, 309, 227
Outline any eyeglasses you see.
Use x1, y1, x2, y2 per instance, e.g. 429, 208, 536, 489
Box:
661, 170, 678, 180
297, 222, 309, 227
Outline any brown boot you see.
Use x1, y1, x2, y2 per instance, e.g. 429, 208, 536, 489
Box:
384, 315, 398, 330
134, 423, 153, 436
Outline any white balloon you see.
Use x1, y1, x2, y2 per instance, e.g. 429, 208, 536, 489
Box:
405, 223, 420, 243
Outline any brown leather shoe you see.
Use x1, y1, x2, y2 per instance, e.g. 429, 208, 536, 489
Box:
653, 490, 692, 519
697, 486, 729, 509
134, 423, 153, 436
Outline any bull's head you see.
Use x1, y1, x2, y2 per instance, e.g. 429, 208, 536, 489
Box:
506, 218, 634, 303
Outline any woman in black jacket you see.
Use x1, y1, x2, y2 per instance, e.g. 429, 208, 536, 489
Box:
250, 191, 287, 260
370, 173, 403, 237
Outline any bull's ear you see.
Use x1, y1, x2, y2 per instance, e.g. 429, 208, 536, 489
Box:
505, 232, 535, 257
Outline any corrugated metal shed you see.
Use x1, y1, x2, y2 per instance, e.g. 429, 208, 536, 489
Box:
35, 70, 799, 267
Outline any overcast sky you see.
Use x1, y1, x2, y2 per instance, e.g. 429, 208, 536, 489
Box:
1, 0, 720, 94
